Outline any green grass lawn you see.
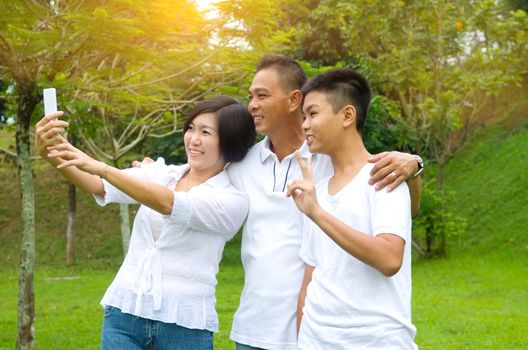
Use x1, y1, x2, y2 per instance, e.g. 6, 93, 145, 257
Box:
1, 251, 526, 349
1, 126, 527, 349
0, 265, 244, 350
413, 252, 528, 349
0, 268, 112, 350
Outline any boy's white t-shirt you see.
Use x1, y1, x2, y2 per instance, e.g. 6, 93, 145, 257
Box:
298, 163, 418, 350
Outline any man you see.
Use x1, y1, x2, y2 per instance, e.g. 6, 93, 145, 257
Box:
227, 55, 422, 350
287, 68, 418, 349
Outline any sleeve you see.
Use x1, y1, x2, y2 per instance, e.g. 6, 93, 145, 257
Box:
92, 157, 166, 206
225, 161, 245, 191
371, 182, 412, 242
299, 215, 317, 267
168, 187, 249, 240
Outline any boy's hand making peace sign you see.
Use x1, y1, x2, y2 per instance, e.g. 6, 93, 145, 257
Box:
286, 151, 321, 219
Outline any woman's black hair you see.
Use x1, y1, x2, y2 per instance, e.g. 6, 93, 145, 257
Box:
183, 96, 256, 162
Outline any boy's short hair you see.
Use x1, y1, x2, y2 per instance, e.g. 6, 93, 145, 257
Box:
301, 69, 372, 134
184, 96, 256, 162
256, 54, 307, 92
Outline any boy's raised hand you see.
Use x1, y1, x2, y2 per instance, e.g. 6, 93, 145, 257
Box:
286, 151, 320, 218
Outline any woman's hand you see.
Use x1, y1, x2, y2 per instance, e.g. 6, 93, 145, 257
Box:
47, 140, 107, 177
35, 111, 69, 159
286, 151, 321, 218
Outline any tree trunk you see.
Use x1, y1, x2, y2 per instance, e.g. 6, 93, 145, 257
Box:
437, 162, 447, 256
15, 82, 38, 350
66, 183, 76, 265
113, 159, 131, 257
66, 135, 77, 265
119, 203, 131, 256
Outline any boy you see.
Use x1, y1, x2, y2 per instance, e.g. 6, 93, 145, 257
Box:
287, 68, 419, 349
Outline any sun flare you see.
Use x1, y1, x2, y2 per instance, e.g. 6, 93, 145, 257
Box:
195, 0, 219, 11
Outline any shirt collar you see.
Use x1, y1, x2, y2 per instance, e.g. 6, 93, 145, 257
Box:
204, 169, 231, 188
259, 136, 313, 163
259, 137, 275, 163
165, 163, 230, 189
298, 141, 313, 159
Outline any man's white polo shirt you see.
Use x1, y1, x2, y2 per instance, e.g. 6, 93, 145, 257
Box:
227, 137, 333, 350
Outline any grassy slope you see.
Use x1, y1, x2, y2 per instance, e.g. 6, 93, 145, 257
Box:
0, 161, 126, 271
446, 127, 528, 255
412, 127, 528, 349
1, 126, 527, 349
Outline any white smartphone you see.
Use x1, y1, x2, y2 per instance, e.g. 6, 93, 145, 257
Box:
43, 88, 57, 116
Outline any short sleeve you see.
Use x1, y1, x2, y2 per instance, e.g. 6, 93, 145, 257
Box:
299, 215, 317, 267
225, 159, 245, 191
371, 182, 412, 242
168, 187, 249, 241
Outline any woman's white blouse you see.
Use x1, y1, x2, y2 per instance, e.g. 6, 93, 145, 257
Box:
93, 158, 248, 332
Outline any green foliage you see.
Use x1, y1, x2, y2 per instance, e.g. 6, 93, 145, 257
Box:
299, 60, 345, 78
412, 184, 468, 258
506, 0, 528, 12
278, 0, 528, 162
216, 0, 296, 53
363, 94, 412, 154
59, 0, 222, 162
0, 0, 263, 165
140, 132, 186, 165
271, 0, 528, 256
0, 81, 9, 126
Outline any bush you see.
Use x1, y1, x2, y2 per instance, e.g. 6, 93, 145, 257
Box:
363, 94, 413, 154
412, 184, 467, 258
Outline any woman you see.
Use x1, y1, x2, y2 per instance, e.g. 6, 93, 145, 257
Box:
35, 96, 256, 350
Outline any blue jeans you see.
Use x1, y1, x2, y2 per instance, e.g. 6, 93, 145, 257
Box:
101, 306, 213, 350
235, 343, 267, 350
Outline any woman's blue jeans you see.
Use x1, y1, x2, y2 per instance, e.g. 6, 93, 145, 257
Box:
235, 343, 267, 350
101, 306, 213, 350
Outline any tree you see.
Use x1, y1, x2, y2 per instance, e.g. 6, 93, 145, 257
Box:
281, 0, 528, 256
0, 0, 255, 347
58, 0, 227, 255
66, 136, 77, 265
0, 1, 86, 347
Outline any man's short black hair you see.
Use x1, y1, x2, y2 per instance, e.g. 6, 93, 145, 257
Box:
256, 54, 307, 92
301, 68, 372, 134
184, 96, 256, 162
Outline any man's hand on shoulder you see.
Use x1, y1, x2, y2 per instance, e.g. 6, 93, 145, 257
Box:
132, 157, 155, 168
368, 151, 422, 192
